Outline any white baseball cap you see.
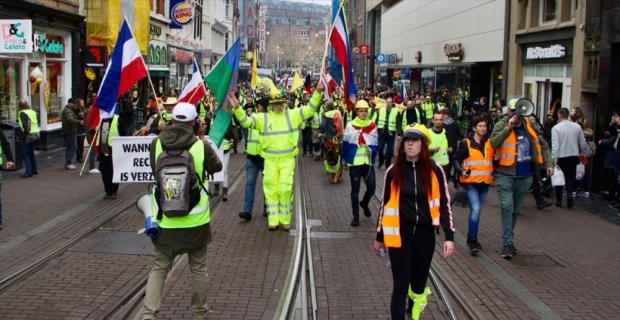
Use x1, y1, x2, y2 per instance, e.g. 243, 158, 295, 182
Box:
171, 102, 198, 122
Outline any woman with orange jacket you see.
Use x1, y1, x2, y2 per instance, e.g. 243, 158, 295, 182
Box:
374, 124, 455, 320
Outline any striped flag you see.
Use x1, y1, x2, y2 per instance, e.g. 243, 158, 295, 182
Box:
321, 68, 337, 100
329, 4, 357, 111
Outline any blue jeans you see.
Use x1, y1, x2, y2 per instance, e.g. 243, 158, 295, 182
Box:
22, 140, 38, 175
65, 135, 77, 165
243, 158, 266, 215
88, 146, 97, 170
378, 132, 395, 166
466, 184, 490, 238
349, 165, 376, 218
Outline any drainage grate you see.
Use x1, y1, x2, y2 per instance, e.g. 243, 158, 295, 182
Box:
87, 231, 154, 255
509, 254, 563, 268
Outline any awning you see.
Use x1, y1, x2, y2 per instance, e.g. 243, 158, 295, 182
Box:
149, 70, 170, 77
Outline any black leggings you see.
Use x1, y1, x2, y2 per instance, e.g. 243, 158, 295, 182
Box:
388, 227, 436, 320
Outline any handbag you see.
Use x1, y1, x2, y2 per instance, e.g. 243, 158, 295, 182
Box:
576, 163, 585, 180
551, 165, 565, 186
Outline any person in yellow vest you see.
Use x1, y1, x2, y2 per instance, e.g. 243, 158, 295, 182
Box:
0, 130, 15, 230
342, 100, 378, 227
375, 97, 397, 169
96, 114, 126, 199
149, 97, 177, 135
311, 100, 324, 161
300, 97, 314, 157
230, 81, 324, 231
428, 111, 451, 174
17, 99, 40, 178
374, 124, 455, 320
421, 96, 436, 124
396, 99, 423, 142
142, 102, 222, 320
453, 116, 495, 253
239, 98, 270, 221
490, 107, 553, 259
195, 95, 209, 121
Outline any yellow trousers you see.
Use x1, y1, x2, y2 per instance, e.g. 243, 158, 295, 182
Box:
263, 157, 295, 227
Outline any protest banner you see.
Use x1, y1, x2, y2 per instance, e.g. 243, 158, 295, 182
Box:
112, 136, 224, 183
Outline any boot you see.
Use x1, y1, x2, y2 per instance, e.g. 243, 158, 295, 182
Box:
222, 188, 228, 201
469, 237, 482, 253
408, 286, 431, 320
213, 183, 220, 196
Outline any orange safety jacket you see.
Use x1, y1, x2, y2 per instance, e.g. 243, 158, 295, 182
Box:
497, 121, 543, 166
381, 171, 441, 248
460, 139, 495, 184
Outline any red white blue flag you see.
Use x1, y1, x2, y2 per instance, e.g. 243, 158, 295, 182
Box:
178, 59, 207, 104
329, 4, 357, 111
94, 19, 148, 119
321, 68, 337, 100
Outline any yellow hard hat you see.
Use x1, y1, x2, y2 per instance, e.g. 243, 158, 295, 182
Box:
355, 99, 370, 109
403, 124, 432, 144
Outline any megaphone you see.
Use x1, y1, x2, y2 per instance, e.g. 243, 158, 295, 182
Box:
513, 98, 535, 117
136, 194, 160, 238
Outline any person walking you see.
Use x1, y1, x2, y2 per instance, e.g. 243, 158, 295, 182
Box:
342, 100, 379, 227
75, 98, 87, 163
0, 130, 15, 230
96, 114, 126, 199
375, 97, 397, 169
490, 103, 553, 259
149, 97, 177, 135
17, 99, 40, 178
396, 100, 423, 142
374, 124, 455, 320
441, 108, 460, 187
453, 116, 494, 253
61, 98, 84, 170
551, 107, 589, 208
232, 80, 323, 231
120, 91, 135, 136
428, 111, 451, 174
238, 98, 269, 221
142, 102, 222, 320
84, 98, 100, 173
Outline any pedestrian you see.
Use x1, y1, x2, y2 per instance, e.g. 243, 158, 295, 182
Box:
0, 130, 15, 230
120, 91, 135, 136
374, 124, 455, 320
96, 114, 126, 199
453, 116, 494, 253
428, 111, 451, 174
375, 97, 398, 169
75, 98, 86, 163
441, 108, 460, 187
238, 98, 269, 221
17, 99, 40, 178
420, 96, 436, 124
142, 102, 222, 320
310, 96, 323, 161
342, 99, 379, 227
526, 114, 554, 209
301, 98, 314, 157
575, 128, 596, 197
232, 80, 323, 231
551, 108, 588, 208
61, 98, 84, 170
149, 97, 177, 135
490, 101, 553, 259
396, 100, 423, 142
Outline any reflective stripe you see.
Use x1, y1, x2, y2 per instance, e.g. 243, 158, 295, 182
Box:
188, 189, 210, 214
247, 139, 259, 144
502, 142, 516, 148
299, 107, 306, 120
429, 198, 440, 208
501, 154, 515, 159
262, 113, 269, 132
462, 160, 485, 166
263, 129, 296, 136
383, 208, 399, 216
355, 152, 369, 158
469, 171, 493, 177
266, 203, 279, 209
383, 227, 400, 236
263, 147, 296, 155
240, 115, 250, 124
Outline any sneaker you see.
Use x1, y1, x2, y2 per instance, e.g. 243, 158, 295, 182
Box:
89, 168, 101, 174
239, 211, 252, 221
509, 244, 519, 255
469, 238, 482, 253
32, 171, 39, 175
350, 218, 359, 227
65, 164, 77, 170
581, 191, 590, 197
501, 245, 513, 259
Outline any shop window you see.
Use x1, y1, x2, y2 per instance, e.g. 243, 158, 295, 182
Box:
541, 0, 558, 24
0, 59, 21, 122
536, 65, 549, 77
549, 65, 564, 78
524, 66, 536, 77
566, 65, 572, 78
44, 61, 64, 124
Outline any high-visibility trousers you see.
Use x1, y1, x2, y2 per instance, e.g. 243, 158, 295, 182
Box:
263, 157, 295, 226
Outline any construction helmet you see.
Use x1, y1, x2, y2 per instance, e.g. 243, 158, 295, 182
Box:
355, 99, 370, 109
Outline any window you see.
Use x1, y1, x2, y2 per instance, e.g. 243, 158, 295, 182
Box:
297, 29, 309, 37
0, 59, 22, 122
156, 0, 165, 15
541, 0, 557, 23
194, 1, 203, 39
299, 38, 309, 45
571, 0, 578, 19
225, 0, 230, 18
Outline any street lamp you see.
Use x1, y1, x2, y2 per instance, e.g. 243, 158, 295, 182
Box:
276, 46, 280, 71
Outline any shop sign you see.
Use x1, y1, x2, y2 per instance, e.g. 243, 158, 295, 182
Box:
35, 34, 64, 55
148, 43, 168, 66
84, 46, 108, 68
170, 47, 192, 63
258, 6, 267, 53
525, 44, 565, 60
0, 19, 33, 53
170, 0, 194, 29
243, 0, 256, 39
359, 44, 369, 54
149, 24, 162, 40
444, 43, 464, 61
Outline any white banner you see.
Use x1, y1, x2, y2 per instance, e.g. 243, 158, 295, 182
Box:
0, 19, 33, 53
112, 136, 224, 183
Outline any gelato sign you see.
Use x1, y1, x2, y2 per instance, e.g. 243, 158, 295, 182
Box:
526, 44, 565, 60
0, 19, 33, 53
35, 34, 64, 55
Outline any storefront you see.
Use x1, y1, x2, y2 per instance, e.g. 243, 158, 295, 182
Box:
0, 3, 83, 151
146, 21, 170, 98
520, 39, 573, 120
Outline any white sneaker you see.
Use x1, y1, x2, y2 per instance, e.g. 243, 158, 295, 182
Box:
65, 164, 77, 170
89, 168, 101, 174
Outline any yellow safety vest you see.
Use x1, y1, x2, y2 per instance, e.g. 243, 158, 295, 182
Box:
324, 158, 341, 173
96, 116, 120, 154
381, 170, 441, 248
246, 127, 261, 156
18, 109, 40, 134
0, 143, 3, 165
460, 139, 494, 184
498, 121, 543, 166
377, 107, 397, 132
400, 108, 422, 131
421, 102, 435, 120
152, 139, 210, 229
197, 101, 207, 120
428, 129, 449, 166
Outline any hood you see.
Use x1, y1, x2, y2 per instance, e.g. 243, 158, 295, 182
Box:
443, 117, 454, 125
158, 124, 198, 150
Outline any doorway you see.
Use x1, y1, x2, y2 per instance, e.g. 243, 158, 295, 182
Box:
537, 81, 563, 117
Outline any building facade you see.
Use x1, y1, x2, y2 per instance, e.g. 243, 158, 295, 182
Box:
367, 0, 506, 109
1, 0, 84, 151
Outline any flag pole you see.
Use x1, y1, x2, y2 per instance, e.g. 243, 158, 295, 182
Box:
320, 4, 342, 87
123, 15, 163, 120
79, 126, 100, 176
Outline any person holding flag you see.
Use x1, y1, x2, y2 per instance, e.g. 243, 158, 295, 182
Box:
230, 80, 324, 231
318, 100, 344, 184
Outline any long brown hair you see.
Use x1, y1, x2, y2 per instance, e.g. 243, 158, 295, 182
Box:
391, 137, 433, 195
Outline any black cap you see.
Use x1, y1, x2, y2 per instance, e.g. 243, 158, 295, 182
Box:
68, 98, 76, 104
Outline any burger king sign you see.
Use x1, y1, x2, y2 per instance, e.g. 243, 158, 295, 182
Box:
170, 0, 194, 29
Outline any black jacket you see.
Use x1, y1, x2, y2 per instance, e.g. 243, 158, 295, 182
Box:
453, 137, 489, 175
0, 130, 14, 163
376, 161, 455, 242
442, 117, 460, 152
